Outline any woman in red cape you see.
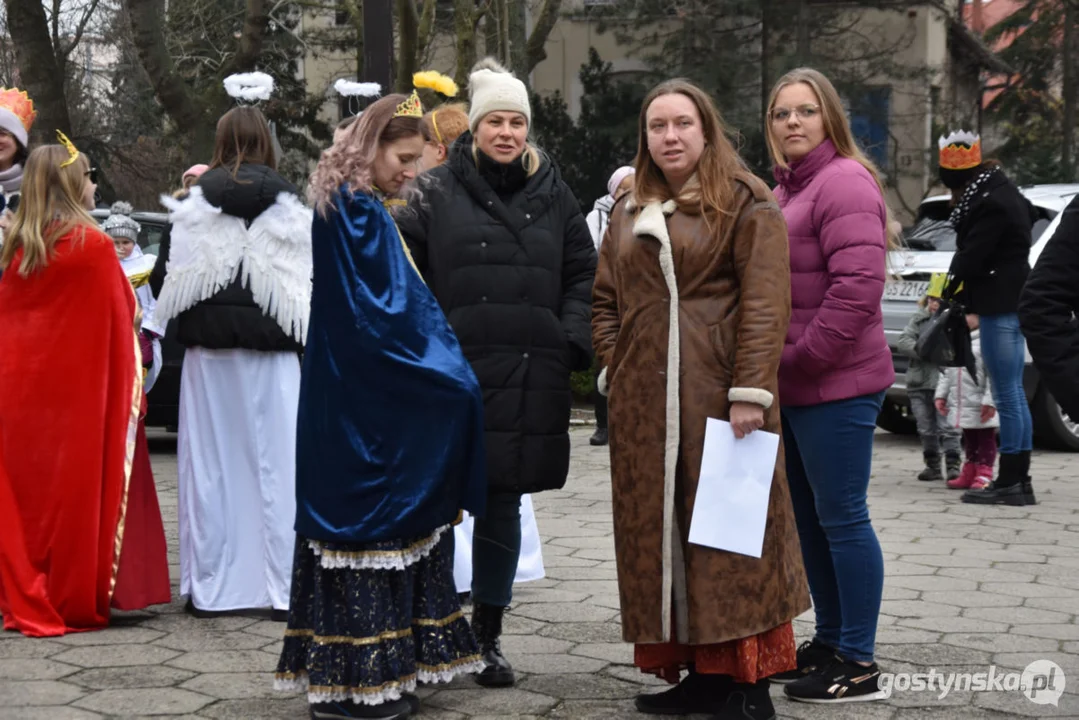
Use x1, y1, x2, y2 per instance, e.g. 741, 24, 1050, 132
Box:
0, 138, 145, 637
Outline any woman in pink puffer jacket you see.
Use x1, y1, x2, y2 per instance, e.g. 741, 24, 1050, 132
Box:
764, 67, 895, 706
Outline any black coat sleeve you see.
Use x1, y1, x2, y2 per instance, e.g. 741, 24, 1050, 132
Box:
1019, 201, 1079, 421
557, 184, 598, 371
150, 222, 172, 298
949, 199, 1010, 284
396, 198, 431, 280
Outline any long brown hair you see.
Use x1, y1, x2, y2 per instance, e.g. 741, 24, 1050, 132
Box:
765, 68, 898, 249
209, 106, 277, 176
308, 93, 423, 215
633, 79, 746, 219
0, 145, 96, 276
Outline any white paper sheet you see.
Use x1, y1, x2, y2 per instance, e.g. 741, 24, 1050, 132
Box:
687, 418, 779, 559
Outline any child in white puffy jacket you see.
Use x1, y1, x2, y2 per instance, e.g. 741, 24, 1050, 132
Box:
935, 329, 999, 490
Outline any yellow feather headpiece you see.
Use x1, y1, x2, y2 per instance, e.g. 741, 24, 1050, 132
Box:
393, 71, 459, 120
413, 71, 459, 98
57, 130, 80, 168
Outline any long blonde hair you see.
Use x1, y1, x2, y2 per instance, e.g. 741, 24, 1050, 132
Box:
765, 68, 899, 249
634, 79, 747, 220
0, 145, 96, 276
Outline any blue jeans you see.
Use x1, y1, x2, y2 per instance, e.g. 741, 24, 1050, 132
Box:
471, 492, 522, 607
782, 392, 885, 663
979, 314, 1034, 454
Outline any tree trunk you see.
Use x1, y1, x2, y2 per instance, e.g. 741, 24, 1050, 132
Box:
507, 0, 527, 82
124, 0, 214, 160
364, 0, 395, 90
231, 0, 268, 73
483, 3, 500, 62
1064, 0, 1076, 180
796, 0, 811, 65
3, 0, 72, 142
397, 0, 419, 93
345, 0, 364, 82
525, 0, 561, 74
454, 0, 482, 89
417, 0, 436, 62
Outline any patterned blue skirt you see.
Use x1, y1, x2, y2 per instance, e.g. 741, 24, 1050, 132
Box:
274, 527, 482, 706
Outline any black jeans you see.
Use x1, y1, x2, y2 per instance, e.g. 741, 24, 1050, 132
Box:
471, 492, 523, 608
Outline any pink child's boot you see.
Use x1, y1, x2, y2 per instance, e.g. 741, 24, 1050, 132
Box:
947, 462, 978, 489
972, 464, 994, 490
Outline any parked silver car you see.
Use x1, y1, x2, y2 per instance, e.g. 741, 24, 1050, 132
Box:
879, 184, 1079, 451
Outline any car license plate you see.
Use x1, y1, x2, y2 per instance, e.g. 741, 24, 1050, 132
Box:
884, 280, 929, 301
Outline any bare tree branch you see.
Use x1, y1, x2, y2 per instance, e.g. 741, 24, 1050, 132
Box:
51, 0, 60, 53
63, 0, 104, 60
525, 0, 561, 73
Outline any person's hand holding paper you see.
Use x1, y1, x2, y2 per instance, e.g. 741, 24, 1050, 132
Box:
687, 417, 780, 559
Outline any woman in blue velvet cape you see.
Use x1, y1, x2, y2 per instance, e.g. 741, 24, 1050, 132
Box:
294, 184, 487, 548
275, 93, 486, 720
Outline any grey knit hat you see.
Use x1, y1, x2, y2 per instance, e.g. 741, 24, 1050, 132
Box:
101, 201, 140, 241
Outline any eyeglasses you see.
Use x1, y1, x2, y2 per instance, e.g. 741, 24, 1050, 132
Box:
770, 104, 821, 123
85, 167, 98, 184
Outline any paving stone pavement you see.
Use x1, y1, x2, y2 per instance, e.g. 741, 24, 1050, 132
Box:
1, 428, 1077, 719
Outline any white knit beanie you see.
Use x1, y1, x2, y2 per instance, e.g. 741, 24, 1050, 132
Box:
468, 58, 531, 133
101, 201, 140, 242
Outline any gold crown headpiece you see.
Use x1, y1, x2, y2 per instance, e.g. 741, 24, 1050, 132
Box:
0, 88, 36, 134
394, 91, 423, 119
57, 130, 80, 168
938, 130, 982, 171
393, 70, 459, 119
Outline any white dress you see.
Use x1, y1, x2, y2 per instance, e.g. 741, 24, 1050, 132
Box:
120, 247, 164, 392
156, 186, 313, 612
177, 347, 299, 610
453, 494, 545, 594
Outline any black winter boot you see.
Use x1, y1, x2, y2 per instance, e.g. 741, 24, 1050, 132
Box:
962, 454, 1025, 505
471, 603, 515, 687
1018, 450, 1037, 505
713, 679, 775, 720
945, 452, 962, 481
635, 669, 732, 715
918, 453, 942, 482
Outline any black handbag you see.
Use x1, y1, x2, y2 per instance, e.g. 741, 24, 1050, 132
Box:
915, 294, 978, 382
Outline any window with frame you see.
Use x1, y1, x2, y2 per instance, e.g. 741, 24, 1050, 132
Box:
847, 86, 892, 171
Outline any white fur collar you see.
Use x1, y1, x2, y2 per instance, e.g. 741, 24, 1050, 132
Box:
631, 199, 678, 243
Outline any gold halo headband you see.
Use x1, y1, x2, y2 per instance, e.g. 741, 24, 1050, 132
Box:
431, 110, 443, 145
56, 130, 80, 168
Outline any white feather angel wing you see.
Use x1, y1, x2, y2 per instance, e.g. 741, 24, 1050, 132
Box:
242, 192, 314, 345
155, 187, 247, 324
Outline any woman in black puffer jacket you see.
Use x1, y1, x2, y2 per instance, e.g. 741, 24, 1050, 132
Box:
939, 132, 1038, 506
1020, 196, 1079, 427
398, 58, 595, 689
